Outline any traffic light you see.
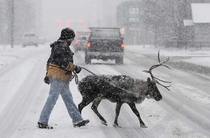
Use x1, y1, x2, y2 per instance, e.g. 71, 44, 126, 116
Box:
68, 20, 72, 27
40, 27, 45, 32
80, 19, 84, 24
56, 19, 62, 27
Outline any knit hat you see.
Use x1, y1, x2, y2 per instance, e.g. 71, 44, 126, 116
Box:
59, 27, 75, 40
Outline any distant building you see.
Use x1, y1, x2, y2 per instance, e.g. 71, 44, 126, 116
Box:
191, 3, 210, 45
116, 0, 146, 45
170, 0, 210, 47
117, 0, 210, 47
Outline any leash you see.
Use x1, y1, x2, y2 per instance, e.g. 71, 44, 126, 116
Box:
81, 67, 96, 75
71, 67, 139, 97
71, 67, 96, 84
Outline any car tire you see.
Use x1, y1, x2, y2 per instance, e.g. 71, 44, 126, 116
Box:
85, 55, 91, 64
116, 57, 123, 65
75, 49, 78, 53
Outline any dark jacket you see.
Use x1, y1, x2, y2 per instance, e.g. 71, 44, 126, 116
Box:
46, 40, 76, 81
47, 40, 74, 67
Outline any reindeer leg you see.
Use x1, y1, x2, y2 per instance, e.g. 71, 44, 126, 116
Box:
128, 103, 147, 128
91, 98, 107, 126
113, 102, 123, 128
78, 97, 92, 113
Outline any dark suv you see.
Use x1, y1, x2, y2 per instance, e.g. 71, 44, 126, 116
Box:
72, 36, 88, 53
85, 27, 124, 64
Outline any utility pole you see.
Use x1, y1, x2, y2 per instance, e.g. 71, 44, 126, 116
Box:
98, 0, 100, 27
11, 0, 14, 48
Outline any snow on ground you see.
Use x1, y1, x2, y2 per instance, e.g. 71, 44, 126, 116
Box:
0, 44, 210, 138
127, 45, 210, 107
160, 119, 207, 138
0, 59, 35, 112
176, 83, 210, 110
126, 45, 210, 67
126, 45, 210, 138
127, 45, 210, 110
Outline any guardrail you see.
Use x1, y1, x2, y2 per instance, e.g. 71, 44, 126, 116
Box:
156, 41, 210, 50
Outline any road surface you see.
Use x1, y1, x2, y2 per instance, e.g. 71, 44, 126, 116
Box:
0, 45, 209, 138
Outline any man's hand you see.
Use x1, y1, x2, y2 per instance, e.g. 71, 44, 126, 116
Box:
44, 76, 50, 84
75, 66, 82, 74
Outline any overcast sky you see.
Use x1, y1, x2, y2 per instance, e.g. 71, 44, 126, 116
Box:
42, 0, 122, 39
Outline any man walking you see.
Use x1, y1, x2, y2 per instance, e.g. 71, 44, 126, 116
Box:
38, 27, 89, 128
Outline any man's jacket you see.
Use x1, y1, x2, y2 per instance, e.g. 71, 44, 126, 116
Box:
46, 40, 76, 82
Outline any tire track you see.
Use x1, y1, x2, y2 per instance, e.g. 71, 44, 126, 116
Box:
0, 50, 48, 138
0, 49, 46, 77
125, 50, 210, 137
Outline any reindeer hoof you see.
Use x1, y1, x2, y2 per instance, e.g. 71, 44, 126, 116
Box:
101, 121, 107, 126
113, 124, 121, 128
140, 124, 148, 128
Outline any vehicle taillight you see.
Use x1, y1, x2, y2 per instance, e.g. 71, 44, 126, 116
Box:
87, 42, 91, 48
76, 41, 80, 45
121, 43, 125, 49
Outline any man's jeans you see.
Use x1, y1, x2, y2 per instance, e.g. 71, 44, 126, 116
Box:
39, 78, 83, 125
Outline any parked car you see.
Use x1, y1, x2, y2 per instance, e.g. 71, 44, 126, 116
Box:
22, 33, 38, 47
38, 36, 46, 44
84, 27, 124, 64
72, 36, 88, 53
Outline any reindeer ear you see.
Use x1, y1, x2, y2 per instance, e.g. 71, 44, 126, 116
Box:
147, 77, 151, 83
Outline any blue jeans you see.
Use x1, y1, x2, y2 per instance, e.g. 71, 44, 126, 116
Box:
38, 78, 83, 125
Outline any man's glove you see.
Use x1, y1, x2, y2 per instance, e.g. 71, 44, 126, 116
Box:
74, 66, 82, 74
44, 76, 50, 84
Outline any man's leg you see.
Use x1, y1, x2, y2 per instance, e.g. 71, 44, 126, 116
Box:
38, 78, 64, 124
60, 82, 84, 124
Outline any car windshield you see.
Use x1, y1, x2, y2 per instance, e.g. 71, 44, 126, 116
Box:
76, 36, 87, 40
91, 29, 120, 38
24, 34, 36, 37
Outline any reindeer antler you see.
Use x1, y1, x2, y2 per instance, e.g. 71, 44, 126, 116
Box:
156, 81, 171, 91
143, 50, 171, 91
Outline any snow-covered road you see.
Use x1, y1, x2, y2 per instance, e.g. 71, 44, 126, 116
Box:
0, 44, 210, 138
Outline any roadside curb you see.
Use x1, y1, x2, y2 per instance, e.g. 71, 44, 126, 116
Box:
144, 54, 210, 77
169, 61, 210, 76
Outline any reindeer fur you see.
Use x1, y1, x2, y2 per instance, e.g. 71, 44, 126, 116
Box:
78, 75, 162, 128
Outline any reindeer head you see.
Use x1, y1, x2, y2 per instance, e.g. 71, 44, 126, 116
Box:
145, 77, 162, 101
143, 51, 171, 101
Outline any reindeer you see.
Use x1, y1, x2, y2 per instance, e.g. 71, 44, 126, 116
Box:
77, 51, 171, 128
